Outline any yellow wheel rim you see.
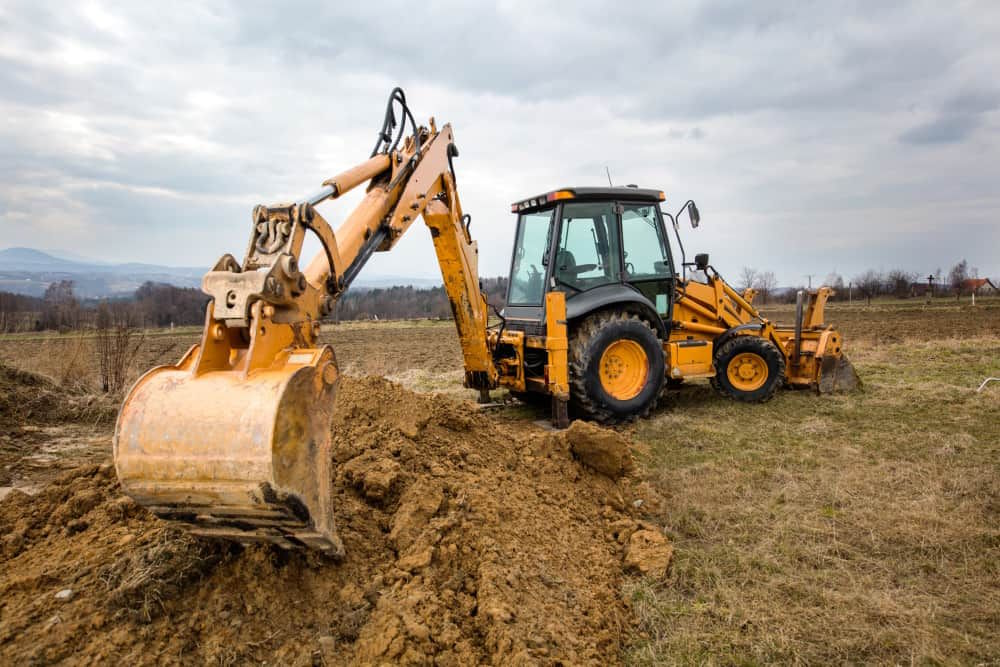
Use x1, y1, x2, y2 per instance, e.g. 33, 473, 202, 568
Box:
599, 339, 649, 400
726, 352, 769, 392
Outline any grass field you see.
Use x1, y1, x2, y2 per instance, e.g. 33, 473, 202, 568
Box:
1, 299, 998, 664
628, 336, 999, 664
620, 301, 999, 664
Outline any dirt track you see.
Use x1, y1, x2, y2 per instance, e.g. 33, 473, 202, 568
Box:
0, 373, 669, 665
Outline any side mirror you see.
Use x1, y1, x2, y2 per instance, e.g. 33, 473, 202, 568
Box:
689, 202, 700, 228
695, 253, 709, 271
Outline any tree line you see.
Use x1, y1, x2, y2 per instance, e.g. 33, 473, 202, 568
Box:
332, 278, 508, 321
737, 259, 996, 306
2, 260, 992, 334
0, 277, 511, 333
0, 280, 211, 333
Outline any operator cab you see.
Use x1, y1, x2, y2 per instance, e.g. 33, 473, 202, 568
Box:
505, 187, 676, 330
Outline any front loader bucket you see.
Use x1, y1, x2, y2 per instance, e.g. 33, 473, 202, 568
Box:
114, 344, 344, 557
817, 353, 862, 393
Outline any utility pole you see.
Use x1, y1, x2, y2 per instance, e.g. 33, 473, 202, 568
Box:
805, 274, 814, 289
848, 281, 853, 304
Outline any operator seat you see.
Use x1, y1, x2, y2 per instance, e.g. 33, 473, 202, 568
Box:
556, 249, 578, 288
556, 249, 577, 273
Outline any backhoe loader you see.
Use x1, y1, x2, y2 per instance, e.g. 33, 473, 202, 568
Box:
115, 89, 858, 555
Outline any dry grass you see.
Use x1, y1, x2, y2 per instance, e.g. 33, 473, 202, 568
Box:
100, 528, 227, 623
626, 335, 1000, 665
0, 331, 193, 394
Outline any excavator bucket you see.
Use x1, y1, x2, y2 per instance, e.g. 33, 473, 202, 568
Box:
817, 353, 862, 393
114, 337, 344, 557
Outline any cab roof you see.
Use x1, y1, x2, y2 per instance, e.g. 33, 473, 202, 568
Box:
511, 186, 665, 214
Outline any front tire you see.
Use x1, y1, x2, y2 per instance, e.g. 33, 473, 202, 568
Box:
711, 336, 785, 402
568, 311, 665, 423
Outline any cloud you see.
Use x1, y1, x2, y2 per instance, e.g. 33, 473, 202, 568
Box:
0, 0, 998, 284
900, 89, 999, 144
899, 112, 982, 144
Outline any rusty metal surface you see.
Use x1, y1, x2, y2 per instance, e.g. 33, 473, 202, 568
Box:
114, 347, 343, 557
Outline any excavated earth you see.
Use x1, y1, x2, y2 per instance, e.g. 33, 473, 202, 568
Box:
0, 372, 670, 665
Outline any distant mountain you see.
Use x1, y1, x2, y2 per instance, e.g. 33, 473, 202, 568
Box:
0, 247, 80, 271
0, 247, 441, 298
0, 247, 203, 276
0, 247, 205, 298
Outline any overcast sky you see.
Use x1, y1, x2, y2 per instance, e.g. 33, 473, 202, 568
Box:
1, 1, 998, 285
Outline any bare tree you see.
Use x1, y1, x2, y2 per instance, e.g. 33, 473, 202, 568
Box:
823, 271, 845, 300
782, 286, 807, 304
42, 280, 80, 331
738, 266, 758, 292
853, 269, 883, 305
753, 271, 778, 304
823, 271, 845, 290
94, 301, 145, 394
948, 259, 969, 299
0, 291, 43, 333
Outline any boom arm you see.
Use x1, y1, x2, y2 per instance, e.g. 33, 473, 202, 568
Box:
200, 95, 496, 389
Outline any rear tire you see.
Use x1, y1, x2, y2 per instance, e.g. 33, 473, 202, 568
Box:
712, 336, 785, 402
569, 311, 665, 423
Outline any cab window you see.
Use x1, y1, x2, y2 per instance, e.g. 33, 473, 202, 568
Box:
621, 204, 670, 279
555, 202, 620, 292
508, 209, 554, 305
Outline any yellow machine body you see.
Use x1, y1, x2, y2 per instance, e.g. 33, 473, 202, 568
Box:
115, 90, 858, 555
666, 279, 858, 392
115, 90, 496, 554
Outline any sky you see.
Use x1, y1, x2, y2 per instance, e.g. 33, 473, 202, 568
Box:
1, 1, 998, 286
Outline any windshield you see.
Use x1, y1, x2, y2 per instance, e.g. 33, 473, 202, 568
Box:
507, 209, 554, 306
621, 204, 670, 279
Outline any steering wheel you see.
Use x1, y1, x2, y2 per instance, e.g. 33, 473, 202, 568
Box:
560, 263, 598, 276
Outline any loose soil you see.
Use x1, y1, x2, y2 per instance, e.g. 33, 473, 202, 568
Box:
0, 363, 116, 490
0, 374, 667, 665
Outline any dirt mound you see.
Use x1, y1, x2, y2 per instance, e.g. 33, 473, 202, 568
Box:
0, 362, 115, 427
563, 420, 635, 477
0, 376, 668, 665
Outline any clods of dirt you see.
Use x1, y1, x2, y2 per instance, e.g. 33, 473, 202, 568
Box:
624, 528, 674, 577
0, 376, 670, 665
562, 419, 635, 477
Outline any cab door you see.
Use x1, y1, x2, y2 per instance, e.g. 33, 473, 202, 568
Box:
618, 202, 674, 321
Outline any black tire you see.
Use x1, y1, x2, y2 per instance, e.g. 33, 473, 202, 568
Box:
711, 336, 785, 402
568, 311, 665, 423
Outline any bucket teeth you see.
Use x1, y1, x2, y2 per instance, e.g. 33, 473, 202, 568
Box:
151, 503, 345, 558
